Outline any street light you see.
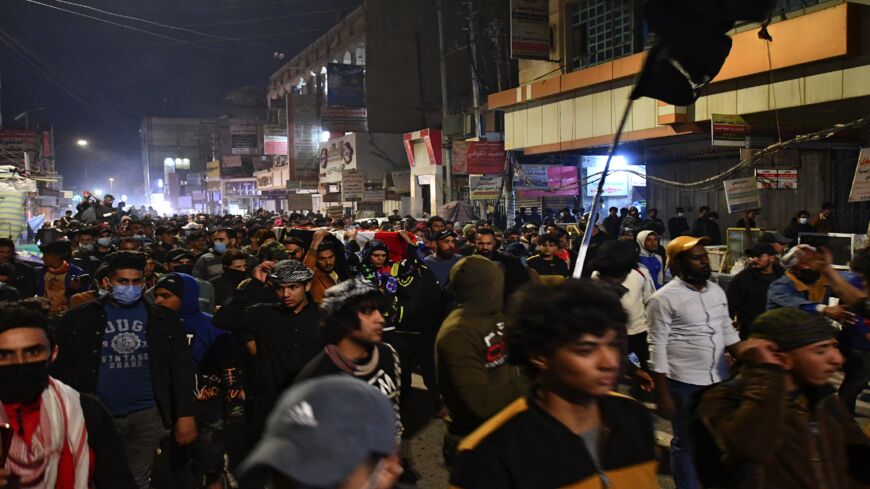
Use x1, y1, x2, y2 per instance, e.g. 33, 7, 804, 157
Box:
108, 177, 114, 193
76, 139, 88, 147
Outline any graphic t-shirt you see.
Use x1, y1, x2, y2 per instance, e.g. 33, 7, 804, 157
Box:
96, 301, 157, 416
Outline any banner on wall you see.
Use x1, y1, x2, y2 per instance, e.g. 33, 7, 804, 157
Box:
510, 0, 550, 60
470, 175, 503, 200
517, 165, 579, 197
755, 168, 798, 189
724, 176, 761, 213
263, 125, 288, 155
849, 148, 870, 202
341, 171, 365, 201
326, 63, 366, 108
452, 141, 505, 175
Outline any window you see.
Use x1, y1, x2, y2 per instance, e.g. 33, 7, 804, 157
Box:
342, 50, 352, 64
355, 43, 365, 65
569, 0, 642, 71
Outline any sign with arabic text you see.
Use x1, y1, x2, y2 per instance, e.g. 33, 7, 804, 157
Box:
849, 148, 870, 202
724, 176, 761, 213
510, 0, 550, 60
470, 175, 503, 200
452, 141, 506, 175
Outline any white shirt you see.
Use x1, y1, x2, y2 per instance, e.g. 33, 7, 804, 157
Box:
591, 267, 655, 336
646, 277, 740, 386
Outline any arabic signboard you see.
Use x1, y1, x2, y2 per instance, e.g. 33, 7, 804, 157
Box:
286, 193, 314, 210
322, 107, 368, 133
231, 125, 259, 155
724, 176, 761, 213
849, 148, 870, 202
341, 171, 365, 201
391, 170, 411, 193
327, 63, 366, 108
363, 189, 385, 202
452, 141, 506, 175
470, 175, 503, 200
584, 166, 628, 197
510, 0, 550, 60
711, 114, 750, 147
755, 168, 798, 189
263, 125, 288, 156
515, 165, 579, 197
206, 160, 221, 179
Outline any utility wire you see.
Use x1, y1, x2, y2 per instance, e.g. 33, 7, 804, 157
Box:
21, 0, 227, 54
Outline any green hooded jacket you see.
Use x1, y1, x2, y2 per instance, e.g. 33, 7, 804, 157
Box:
436, 255, 529, 438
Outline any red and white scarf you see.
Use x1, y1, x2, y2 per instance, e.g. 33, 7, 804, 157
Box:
0, 377, 90, 489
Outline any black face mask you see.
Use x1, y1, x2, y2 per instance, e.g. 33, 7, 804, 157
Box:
793, 269, 821, 285
224, 268, 247, 284
173, 264, 194, 275
0, 360, 49, 404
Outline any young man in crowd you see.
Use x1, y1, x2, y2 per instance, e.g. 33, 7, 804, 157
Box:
153, 273, 239, 489
647, 236, 745, 489
36, 240, 86, 316
474, 228, 530, 302
766, 244, 852, 324
526, 234, 570, 279
295, 278, 408, 479
158, 248, 216, 313
303, 228, 339, 303
213, 259, 320, 432
0, 238, 37, 298
637, 230, 664, 289
450, 280, 658, 488
71, 227, 103, 275
237, 376, 402, 489
602, 206, 621, 239
187, 230, 210, 259
149, 225, 180, 263
436, 256, 528, 466
0, 299, 137, 488
699, 308, 870, 489
668, 207, 690, 239
727, 242, 784, 339
193, 227, 256, 282
812, 201, 836, 233
52, 251, 197, 489
423, 229, 462, 289
209, 249, 249, 307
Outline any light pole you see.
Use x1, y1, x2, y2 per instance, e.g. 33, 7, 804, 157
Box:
108, 177, 114, 194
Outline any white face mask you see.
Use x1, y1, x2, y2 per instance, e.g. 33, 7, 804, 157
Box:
676, 213, 683, 218
798, 217, 809, 225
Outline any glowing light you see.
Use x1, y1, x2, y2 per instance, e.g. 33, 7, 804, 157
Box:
93, 188, 103, 197
320, 130, 330, 142
164, 157, 175, 167
157, 179, 164, 189
76, 139, 88, 147
121, 194, 128, 202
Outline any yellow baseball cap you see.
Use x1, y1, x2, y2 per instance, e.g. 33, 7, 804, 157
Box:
666, 235, 710, 267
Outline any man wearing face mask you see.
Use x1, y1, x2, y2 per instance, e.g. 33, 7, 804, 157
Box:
94, 225, 117, 259
726, 243, 785, 339
209, 249, 251, 307
70, 264, 112, 309
52, 251, 198, 489
0, 299, 137, 489
766, 244, 854, 324
782, 210, 815, 241
71, 227, 103, 276
192, 228, 258, 282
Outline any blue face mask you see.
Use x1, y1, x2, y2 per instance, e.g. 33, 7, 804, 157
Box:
80, 243, 94, 252
213, 242, 228, 254
111, 284, 142, 305
98, 237, 112, 247
97, 288, 109, 298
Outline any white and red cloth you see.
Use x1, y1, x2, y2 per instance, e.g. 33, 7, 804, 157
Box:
0, 378, 90, 489
354, 231, 417, 263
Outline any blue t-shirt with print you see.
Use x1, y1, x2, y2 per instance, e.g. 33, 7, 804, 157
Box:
96, 301, 157, 416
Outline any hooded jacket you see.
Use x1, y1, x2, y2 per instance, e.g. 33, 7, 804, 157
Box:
436, 256, 528, 439
176, 273, 228, 367
637, 230, 663, 289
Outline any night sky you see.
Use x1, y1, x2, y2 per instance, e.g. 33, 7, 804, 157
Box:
0, 0, 360, 201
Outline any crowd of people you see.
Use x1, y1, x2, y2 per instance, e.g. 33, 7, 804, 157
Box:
0, 192, 869, 489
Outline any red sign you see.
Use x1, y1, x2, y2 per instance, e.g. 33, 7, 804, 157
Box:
453, 141, 505, 174
516, 165, 579, 197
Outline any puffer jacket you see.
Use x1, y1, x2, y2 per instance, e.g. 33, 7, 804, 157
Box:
699, 364, 870, 489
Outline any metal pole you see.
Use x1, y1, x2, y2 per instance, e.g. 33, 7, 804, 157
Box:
436, 0, 453, 203
466, 1, 483, 140
572, 98, 635, 278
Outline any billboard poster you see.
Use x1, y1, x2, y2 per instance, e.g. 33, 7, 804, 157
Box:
453, 141, 505, 175
510, 0, 550, 60
363, 189, 385, 202
724, 176, 761, 213
326, 63, 366, 108
849, 148, 870, 202
231, 125, 259, 155
755, 168, 798, 189
318, 135, 357, 184
290, 93, 321, 182
263, 125, 288, 155
470, 175, 503, 200
517, 165, 579, 198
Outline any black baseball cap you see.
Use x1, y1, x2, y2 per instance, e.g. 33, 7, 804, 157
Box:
745, 242, 776, 257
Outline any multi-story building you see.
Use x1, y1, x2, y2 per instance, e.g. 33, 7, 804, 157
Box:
489, 0, 870, 232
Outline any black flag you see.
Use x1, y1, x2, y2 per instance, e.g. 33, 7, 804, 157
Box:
631, 0, 775, 106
